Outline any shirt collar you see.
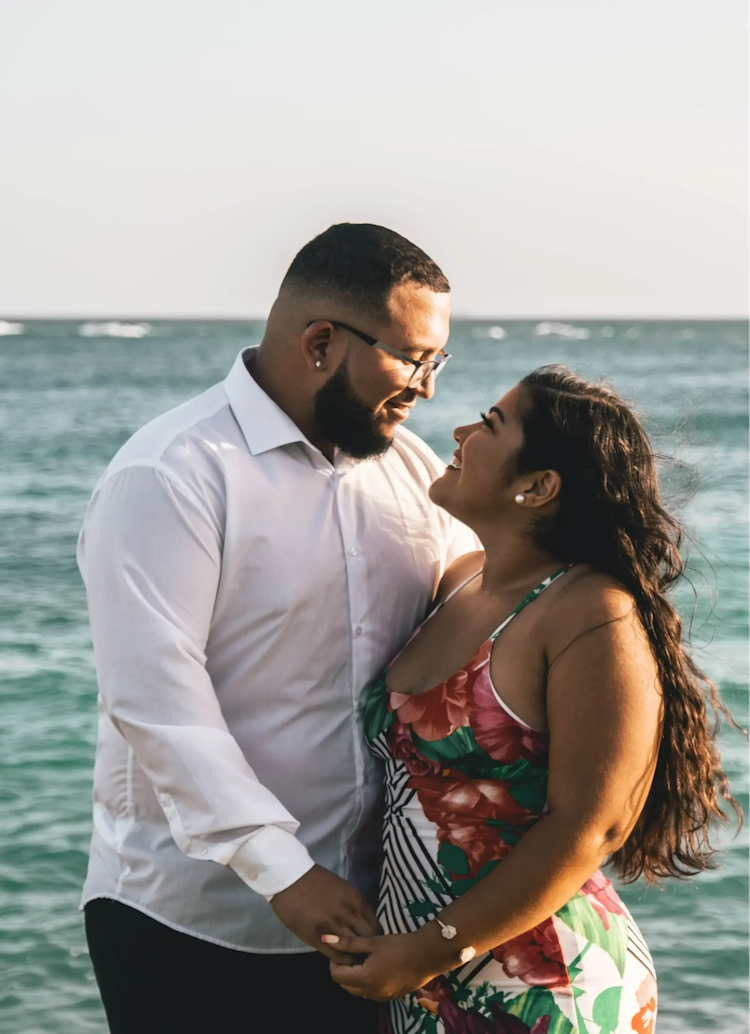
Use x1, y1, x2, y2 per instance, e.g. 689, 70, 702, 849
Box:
223, 347, 311, 457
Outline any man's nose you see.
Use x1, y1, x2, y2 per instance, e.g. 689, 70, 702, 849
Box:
412, 371, 436, 401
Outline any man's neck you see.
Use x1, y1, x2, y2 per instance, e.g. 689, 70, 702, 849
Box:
244, 347, 337, 461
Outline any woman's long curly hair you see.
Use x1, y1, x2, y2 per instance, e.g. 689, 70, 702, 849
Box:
516, 365, 743, 883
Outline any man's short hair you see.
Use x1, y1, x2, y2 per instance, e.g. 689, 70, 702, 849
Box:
280, 223, 450, 316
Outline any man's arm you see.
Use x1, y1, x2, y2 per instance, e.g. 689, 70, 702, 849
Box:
79, 463, 379, 951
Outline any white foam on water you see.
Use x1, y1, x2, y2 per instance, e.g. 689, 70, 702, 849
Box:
78, 321, 152, 338
0, 321, 24, 336
534, 321, 591, 340
470, 325, 506, 340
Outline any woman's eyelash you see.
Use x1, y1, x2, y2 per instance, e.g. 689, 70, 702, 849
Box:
480, 411, 493, 430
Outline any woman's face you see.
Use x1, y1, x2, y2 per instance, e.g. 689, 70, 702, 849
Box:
429, 384, 527, 521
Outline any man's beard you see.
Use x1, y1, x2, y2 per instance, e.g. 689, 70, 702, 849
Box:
314, 360, 394, 460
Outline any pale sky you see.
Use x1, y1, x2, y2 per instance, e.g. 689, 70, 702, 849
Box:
1, 0, 747, 318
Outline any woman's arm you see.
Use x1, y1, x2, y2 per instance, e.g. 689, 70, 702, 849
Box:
328, 584, 663, 999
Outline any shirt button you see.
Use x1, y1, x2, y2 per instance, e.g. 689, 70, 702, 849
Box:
247, 870, 259, 881
355, 626, 363, 637
350, 547, 358, 556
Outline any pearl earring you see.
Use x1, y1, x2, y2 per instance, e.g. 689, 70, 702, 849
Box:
514, 493, 526, 505
315, 361, 322, 368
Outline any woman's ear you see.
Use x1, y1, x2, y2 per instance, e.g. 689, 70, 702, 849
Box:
524, 469, 562, 508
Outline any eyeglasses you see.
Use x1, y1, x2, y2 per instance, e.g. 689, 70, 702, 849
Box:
308, 319, 452, 388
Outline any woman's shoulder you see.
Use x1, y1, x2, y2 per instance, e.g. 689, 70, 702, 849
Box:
435, 551, 485, 604
544, 565, 650, 660
556, 566, 635, 618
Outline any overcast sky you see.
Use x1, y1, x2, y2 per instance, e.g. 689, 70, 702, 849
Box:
1, 0, 747, 318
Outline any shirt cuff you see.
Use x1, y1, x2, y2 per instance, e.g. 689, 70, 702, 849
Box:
229, 824, 316, 900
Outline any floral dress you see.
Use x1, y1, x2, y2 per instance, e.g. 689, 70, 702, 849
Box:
364, 566, 657, 1034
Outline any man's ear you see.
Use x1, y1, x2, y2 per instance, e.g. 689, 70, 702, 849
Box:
524, 469, 562, 508
301, 321, 334, 373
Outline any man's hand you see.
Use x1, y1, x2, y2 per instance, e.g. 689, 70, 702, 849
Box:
325, 932, 442, 1001
270, 865, 383, 960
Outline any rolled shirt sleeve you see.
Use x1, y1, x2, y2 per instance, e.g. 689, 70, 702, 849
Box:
78, 463, 315, 899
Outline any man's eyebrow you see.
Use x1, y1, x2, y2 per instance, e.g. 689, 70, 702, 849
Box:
489, 406, 505, 423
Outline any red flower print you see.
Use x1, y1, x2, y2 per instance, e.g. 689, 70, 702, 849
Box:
416, 974, 452, 1005
387, 721, 441, 776
411, 771, 532, 825
578, 869, 626, 930
409, 771, 533, 878
470, 666, 547, 766
390, 640, 491, 742
492, 919, 570, 992
631, 974, 657, 1034
432, 998, 540, 1034
391, 670, 472, 741
439, 820, 513, 877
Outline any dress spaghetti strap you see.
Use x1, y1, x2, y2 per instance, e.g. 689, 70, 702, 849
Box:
488, 564, 574, 642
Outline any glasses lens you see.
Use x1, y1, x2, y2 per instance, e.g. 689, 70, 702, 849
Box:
409, 356, 450, 387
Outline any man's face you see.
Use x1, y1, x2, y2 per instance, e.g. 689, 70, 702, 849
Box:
313, 281, 451, 459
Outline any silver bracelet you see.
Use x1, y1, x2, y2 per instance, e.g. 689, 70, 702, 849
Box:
435, 918, 477, 965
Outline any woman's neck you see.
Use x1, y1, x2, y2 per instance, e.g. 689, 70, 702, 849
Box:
475, 528, 563, 596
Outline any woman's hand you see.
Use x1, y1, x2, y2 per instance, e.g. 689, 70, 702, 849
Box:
323, 931, 448, 1001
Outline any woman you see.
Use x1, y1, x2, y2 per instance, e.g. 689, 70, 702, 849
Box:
322, 366, 741, 1034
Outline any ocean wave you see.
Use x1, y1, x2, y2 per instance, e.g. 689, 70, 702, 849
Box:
0, 320, 24, 336
472, 325, 506, 340
534, 321, 591, 340
78, 322, 152, 339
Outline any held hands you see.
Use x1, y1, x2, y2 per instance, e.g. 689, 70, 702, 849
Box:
270, 865, 382, 962
322, 930, 451, 1001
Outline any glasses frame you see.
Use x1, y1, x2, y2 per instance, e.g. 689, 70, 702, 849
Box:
307, 319, 452, 386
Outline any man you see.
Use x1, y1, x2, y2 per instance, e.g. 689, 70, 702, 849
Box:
79, 223, 477, 1033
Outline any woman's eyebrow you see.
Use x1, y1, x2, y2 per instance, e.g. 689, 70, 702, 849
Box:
489, 406, 505, 423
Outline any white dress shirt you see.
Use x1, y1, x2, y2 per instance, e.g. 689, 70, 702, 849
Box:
78, 348, 478, 952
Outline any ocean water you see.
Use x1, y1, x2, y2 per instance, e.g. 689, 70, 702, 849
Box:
0, 319, 747, 1034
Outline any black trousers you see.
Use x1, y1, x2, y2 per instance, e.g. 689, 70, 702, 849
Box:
84, 898, 382, 1034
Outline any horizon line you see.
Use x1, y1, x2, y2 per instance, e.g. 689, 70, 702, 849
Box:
1, 314, 748, 324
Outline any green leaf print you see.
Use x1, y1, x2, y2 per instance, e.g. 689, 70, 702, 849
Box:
572, 986, 591, 1034
461, 755, 540, 782
412, 726, 477, 763
556, 894, 628, 978
508, 777, 548, 813
443, 858, 502, 897
407, 899, 438, 919
502, 987, 576, 1034
422, 876, 450, 895
437, 841, 471, 875
420, 1010, 439, 1034
362, 677, 395, 741
591, 986, 623, 1034
485, 821, 525, 846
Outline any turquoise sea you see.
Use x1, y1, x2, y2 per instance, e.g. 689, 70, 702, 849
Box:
1, 319, 747, 1033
